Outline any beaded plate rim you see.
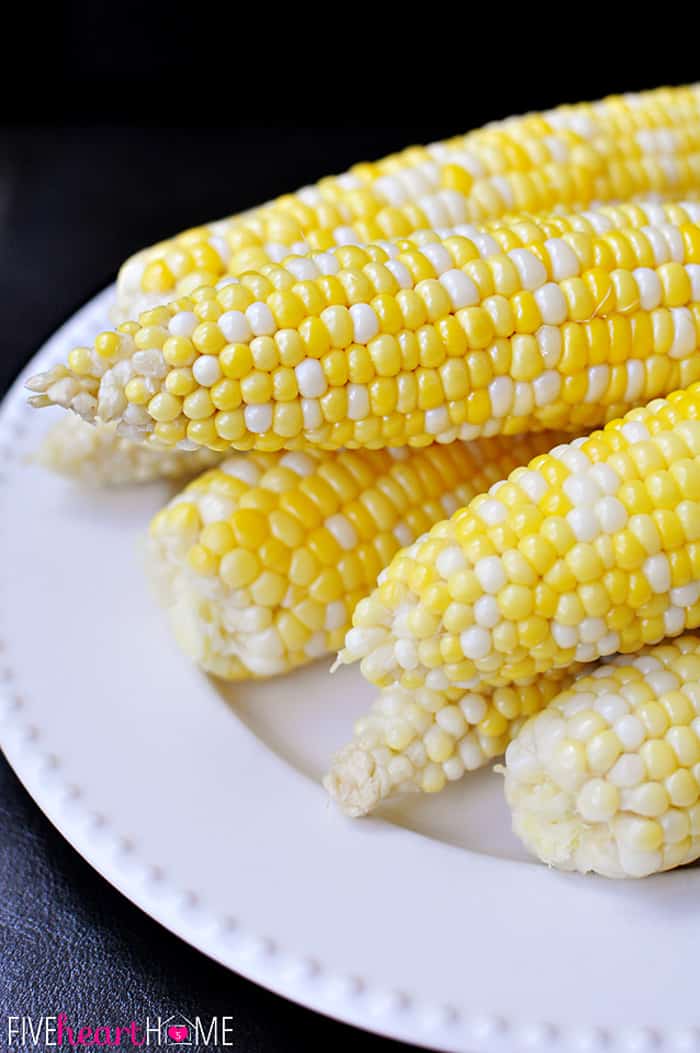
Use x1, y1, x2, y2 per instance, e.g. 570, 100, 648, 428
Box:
2, 286, 700, 1053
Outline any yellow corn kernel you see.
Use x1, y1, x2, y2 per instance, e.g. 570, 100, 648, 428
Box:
182, 389, 215, 420
658, 262, 691, 307
163, 337, 196, 367
148, 392, 182, 423
201, 522, 236, 556
142, 260, 174, 293
165, 368, 197, 397
124, 377, 151, 405
68, 347, 96, 375
187, 544, 218, 576
95, 332, 122, 359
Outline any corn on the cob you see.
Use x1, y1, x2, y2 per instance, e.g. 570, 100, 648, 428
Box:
338, 381, 700, 692
74, 199, 700, 481
148, 433, 557, 679
116, 85, 700, 319
505, 634, 700, 878
35, 416, 222, 486
27, 206, 700, 452
63, 199, 700, 482
325, 668, 577, 816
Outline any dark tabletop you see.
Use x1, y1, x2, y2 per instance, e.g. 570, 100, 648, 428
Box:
3, 41, 700, 1049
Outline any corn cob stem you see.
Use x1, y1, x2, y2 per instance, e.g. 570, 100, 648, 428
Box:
35, 416, 222, 486
505, 634, 700, 878
148, 434, 557, 679
339, 381, 700, 692
27, 205, 700, 452
325, 669, 576, 816
116, 85, 700, 319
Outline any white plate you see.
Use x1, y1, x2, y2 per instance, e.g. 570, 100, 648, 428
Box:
2, 288, 700, 1053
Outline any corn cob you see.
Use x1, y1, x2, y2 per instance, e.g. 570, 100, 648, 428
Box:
66, 199, 700, 481
27, 206, 700, 452
338, 381, 700, 693
325, 668, 577, 816
505, 635, 700, 878
116, 85, 700, 319
148, 433, 557, 679
35, 416, 222, 485
66, 199, 700, 482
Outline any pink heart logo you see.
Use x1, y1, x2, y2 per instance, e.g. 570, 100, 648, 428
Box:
168, 1025, 189, 1043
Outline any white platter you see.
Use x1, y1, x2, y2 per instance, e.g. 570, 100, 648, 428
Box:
2, 287, 700, 1053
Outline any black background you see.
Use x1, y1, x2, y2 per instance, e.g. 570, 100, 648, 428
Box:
1, 11, 699, 1050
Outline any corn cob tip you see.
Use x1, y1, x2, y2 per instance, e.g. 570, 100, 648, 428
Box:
26, 364, 101, 422
323, 744, 397, 817
26, 329, 144, 436
25, 368, 63, 392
